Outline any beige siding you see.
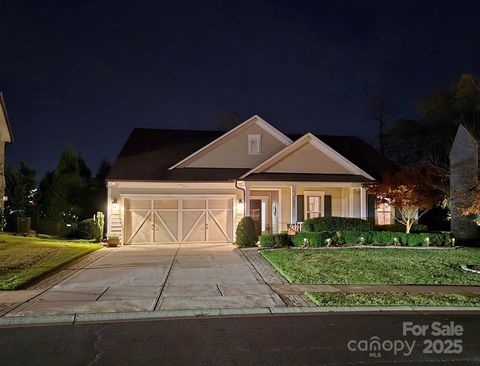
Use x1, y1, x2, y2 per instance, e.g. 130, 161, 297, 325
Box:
265, 142, 350, 174
297, 187, 344, 216
187, 123, 286, 168
0, 140, 5, 211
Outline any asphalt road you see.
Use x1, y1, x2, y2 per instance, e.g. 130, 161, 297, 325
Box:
0, 311, 479, 365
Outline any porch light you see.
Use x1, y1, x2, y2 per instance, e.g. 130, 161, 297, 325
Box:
236, 198, 244, 213
111, 198, 119, 211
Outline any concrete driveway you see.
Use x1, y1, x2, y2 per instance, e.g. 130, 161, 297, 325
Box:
5, 244, 285, 316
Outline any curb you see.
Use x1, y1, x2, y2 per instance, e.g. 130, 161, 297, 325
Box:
1, 306, 480, 327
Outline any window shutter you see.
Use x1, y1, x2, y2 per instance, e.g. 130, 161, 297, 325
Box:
324, 195, 332, 217
367, 194, 376, 224
297, 195, 304, 222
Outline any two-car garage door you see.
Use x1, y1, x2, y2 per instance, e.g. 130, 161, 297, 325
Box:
124, 197, 234, 244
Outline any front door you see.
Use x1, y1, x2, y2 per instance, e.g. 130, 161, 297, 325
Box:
249, 199, 262, 236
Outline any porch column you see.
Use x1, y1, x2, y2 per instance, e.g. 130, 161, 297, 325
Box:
349, 188, 354, 217
245, 187, 250, 217
291, 186, 297, 224
360, 187, 367, 220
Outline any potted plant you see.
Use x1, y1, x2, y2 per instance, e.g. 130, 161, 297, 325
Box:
106, 233, 121, 247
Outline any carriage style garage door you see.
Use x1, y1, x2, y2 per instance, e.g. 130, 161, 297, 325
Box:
124, 197, 234, 244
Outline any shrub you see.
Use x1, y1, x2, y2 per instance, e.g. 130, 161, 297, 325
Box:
339, 230, 452, 246
296, 230, 453, 247
292, 231, 336, 247
93, 212, 105, 243
77, 218, 96, 240
235, 217, 258, 247
374, 224, 428, 233
303, 217, 372, 232
259, 233, 291, 248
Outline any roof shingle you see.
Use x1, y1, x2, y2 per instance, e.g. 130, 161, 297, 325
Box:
108, 128, 394, 182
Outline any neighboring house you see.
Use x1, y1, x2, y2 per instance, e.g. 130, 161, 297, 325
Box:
0, 93, 14, 212
107, 115, 394, 244
450, 125, 480, 241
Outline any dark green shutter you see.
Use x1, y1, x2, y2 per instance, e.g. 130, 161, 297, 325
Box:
297, 195, 304, 222
367, 194, 376, 225
324, 195, 332, 217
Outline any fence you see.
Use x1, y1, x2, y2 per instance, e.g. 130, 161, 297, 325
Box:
31, 218, 76, 237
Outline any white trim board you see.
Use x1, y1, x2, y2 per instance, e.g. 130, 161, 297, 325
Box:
240, 133, 375, 180
120, 194, 237, 200
108, 181, 237, 189
168, 115, 292, 170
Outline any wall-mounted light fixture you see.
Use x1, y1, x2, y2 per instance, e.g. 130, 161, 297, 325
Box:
236, 198, 244, 213
111, 198, 119, 211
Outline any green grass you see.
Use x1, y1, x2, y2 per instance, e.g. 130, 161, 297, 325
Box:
261, 248, 480, 285
306, 292, 480, 307
0, 234, 102, 290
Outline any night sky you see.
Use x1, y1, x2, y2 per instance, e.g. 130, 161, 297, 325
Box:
2, 0, 480, 176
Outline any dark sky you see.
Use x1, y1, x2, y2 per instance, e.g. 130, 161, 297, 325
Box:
1, 0, 480, 176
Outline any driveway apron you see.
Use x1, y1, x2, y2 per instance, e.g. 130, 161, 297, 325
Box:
5, 244, 284, 316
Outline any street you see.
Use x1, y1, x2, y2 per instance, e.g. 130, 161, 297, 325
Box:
1, 311, 479, 365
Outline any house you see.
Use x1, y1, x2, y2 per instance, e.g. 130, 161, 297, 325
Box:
450, 125, 480, 241
0, 93, 13, 211
107, 115, 394, 244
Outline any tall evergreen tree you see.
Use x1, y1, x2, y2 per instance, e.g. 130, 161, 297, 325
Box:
47, 146, 89, 222
4, 162, 37, 230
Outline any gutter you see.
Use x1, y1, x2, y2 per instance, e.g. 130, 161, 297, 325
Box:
234, 179, 246, 216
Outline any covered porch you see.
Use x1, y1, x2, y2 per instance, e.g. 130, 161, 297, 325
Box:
240, 181, 368, 235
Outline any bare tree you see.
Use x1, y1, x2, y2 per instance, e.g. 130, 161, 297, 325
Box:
370, 96, 394, 156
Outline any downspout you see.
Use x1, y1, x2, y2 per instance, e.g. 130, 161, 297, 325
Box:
234, 179, 246, 216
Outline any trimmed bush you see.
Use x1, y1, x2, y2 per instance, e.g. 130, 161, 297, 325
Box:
259, 233, 291, 248
293, 230, 453, 247
235, 216, 258, 247
303, 217, 372, 232
292, 231, 336, 247
340, 230, 452, 246
374, 224, 428, 233
77, 218, 96, 240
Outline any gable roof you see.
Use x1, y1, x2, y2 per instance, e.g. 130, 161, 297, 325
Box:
240, 133, 375, 180
169, 115, 292, 169
0, 93, 13, 143
108, 128, 394, 182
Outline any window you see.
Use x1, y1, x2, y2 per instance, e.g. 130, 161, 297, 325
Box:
304, 191, 325, 220
376, 203, 393, 225
248, 134, 261, 155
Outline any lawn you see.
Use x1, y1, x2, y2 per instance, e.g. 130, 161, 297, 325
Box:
0, 234, 102, 290
306, 292, 480, 307
261, 248, 480, 285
